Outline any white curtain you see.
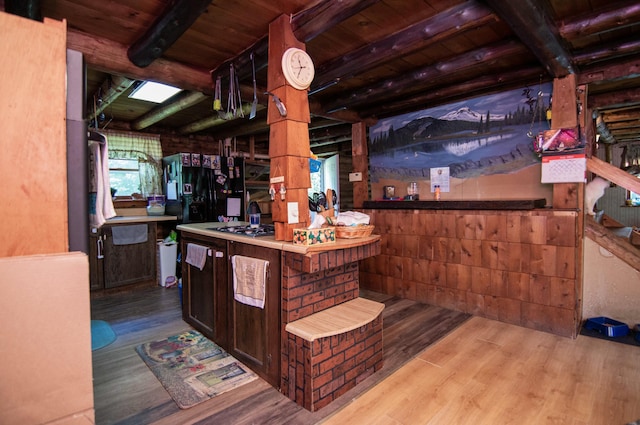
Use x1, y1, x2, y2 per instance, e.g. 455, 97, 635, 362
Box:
104, 130, 164, 197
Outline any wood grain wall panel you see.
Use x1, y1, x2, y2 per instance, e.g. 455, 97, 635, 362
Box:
481, 240, 499, 269
470, 267, 491, 295
529, 274, 552, 305
546, 215, 577, 247
550, 277, 575, 309
418, 235, 435, 260
507, 271, 529, 302
460, 239, 482, 267
388, 256, 403, 280
429, 261, 447, 287
490, 269, 509, 298
497, 298, 523, 326
485, 214, 507, 241
556, 246, 576, 279
411, 258, 430, 284
385, 234, 403, 256
360, 208, 580, 337
402, 234, 419, 258
520, 215, 548, 244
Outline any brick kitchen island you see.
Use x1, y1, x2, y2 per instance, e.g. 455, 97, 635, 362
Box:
177, 222, 383, 411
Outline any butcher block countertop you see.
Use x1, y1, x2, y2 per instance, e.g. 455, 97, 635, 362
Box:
285, 297, 385, 341
177, 222, 381, 254
105, 215, 178, 224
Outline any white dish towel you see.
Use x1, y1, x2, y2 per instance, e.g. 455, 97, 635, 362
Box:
185, 243, 208, 271
231, 255, 268, 309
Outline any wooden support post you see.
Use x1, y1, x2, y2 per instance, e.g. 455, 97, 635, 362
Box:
268, 15, 311, 240
551, 74, 582, 209
352, 122, 369, 208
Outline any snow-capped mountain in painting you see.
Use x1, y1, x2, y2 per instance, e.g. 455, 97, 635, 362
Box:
438, 106, 505, 122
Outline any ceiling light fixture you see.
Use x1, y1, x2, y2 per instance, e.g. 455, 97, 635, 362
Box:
129, 81, 182, 103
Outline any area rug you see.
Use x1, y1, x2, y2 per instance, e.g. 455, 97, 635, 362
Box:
91, 320, 117, 351
135, 330, 258, 409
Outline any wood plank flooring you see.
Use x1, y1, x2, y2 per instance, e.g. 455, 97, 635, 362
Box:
323, 315, 640, 425
92, 286, 640, 424
90, 287, 469, 424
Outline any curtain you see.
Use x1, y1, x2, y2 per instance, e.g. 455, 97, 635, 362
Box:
104, 130, 163, 197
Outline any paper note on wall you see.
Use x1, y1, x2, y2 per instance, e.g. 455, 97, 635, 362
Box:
167, 181, 178, 200
227, 198, 241, 217
540, 154, 586, 183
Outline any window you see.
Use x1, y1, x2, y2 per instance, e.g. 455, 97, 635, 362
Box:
109, 159, 141, 197
102, 130, 163, 198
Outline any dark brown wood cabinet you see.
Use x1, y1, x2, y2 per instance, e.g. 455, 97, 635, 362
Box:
181, 234, 229, 346
89, 222, 158, 290
102, 223, 157, 288
179, 233, 281, 388
227, 240, 281, 388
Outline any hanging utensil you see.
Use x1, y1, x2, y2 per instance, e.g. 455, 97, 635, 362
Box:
235, 63, 244, 118
213, 76, 222, 111
250, 52, 258, 119
227, 64, 236, 119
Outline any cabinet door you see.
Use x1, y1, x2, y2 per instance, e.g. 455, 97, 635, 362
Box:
103, 223, 157, 288
181, 236, 228, 345
228, 241, 281, 388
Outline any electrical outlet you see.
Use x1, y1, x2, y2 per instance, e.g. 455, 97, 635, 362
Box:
349, 172, 363, 182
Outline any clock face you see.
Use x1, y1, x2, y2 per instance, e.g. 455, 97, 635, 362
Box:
282, 47, 315, 90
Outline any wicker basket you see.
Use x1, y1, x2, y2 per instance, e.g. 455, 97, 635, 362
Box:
335, 224, 374, 239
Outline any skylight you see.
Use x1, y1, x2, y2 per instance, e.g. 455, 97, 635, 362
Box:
129, 81, 182, 103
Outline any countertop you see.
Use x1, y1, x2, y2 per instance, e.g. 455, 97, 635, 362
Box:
363, 198, 547, 210
177, 222, 381, 254
105, 215, 178, 224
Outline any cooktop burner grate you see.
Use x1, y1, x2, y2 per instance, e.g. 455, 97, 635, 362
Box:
207, 224, 275, 237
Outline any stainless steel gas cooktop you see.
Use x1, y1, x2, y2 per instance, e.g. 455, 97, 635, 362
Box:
207, 224, 275, 237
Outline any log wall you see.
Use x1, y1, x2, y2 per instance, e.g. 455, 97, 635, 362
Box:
359, 208, 581, 338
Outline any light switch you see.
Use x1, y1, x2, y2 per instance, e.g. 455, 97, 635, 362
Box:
349, 172, 363, 182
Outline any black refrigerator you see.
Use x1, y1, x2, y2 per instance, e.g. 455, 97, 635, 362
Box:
162, 153, 245, 223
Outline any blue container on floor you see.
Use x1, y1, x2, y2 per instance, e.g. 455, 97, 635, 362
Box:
584, 317, 629, 338
178, 280, 183, 307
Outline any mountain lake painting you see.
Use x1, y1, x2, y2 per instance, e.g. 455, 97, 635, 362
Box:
368, 83, 553, 182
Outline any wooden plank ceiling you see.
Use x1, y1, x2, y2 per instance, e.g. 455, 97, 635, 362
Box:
5, 0, 640, 158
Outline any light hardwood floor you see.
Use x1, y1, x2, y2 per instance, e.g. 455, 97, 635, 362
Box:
322, 315, 640, 425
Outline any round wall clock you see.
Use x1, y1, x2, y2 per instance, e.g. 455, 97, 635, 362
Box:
281, 47, 315, 90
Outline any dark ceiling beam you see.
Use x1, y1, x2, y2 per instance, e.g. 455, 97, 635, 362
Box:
130, 91, 208, 130
67, 29, 212, 93
484, 0, 574, 77
559, 1, 640, 39
589, 87, 640, 109
292, 0, 381, 42
210, 0, 380, 82
127, 0, 212, 68
86, 75, 135, 121
322, 40, 528, 113
578, 56, 640, 86
4, 0, 42, 20
572, 37, 640, 67
312, 1, 497, 91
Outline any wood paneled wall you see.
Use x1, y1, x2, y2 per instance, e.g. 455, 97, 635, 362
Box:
359, 208, 581, 338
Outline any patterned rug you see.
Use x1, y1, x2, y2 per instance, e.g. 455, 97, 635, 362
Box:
135, 330, 258, 409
